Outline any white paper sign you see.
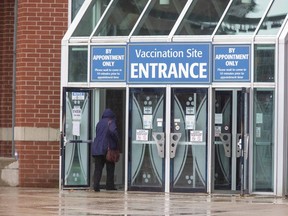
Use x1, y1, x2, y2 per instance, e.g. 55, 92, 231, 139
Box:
215, 113, 223, 124
72, 121, 80, 136
185, 115, 195, 129
256, 127, 261, 138
215, 126, 221, 137
157, 118, 163, 127
72, 106, 82, 120
143, 115, 153, 129
256, 113, 263, 124
136, 129, 149, 141
190, 130, 203, 142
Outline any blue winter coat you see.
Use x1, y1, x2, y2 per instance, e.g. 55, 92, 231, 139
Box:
91, 109, 119, 156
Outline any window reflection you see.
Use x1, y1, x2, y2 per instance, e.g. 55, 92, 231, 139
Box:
216, 0, 271, 35
68, 46, 88, 82
175, 0, 229, 35
71, 0, 85, 22
133, 0, 187, 36
254, 45, 275, 82
73, 0, 110, 37
257, 0, 288, 35
94, 0, 148, 36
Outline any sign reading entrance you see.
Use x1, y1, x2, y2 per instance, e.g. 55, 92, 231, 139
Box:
91, 46, 126, 81
213, 45, 250, 81
128, 43, 211, 83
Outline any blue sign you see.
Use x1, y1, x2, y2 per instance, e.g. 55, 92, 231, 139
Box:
128, 43, 211, 83
214, 45, 250, 82
91, 46, 126, 82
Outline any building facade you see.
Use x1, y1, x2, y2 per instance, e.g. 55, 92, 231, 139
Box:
1, 0, 288, 196
1, 0, 68, 187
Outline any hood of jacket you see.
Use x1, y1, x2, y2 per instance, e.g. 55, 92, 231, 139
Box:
102, 108, 115, 119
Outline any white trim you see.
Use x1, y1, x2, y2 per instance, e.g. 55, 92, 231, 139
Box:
165, 86, 171, 192
207, 86, 213, 194
124, 86, 130, 191
275, 20, 288, 196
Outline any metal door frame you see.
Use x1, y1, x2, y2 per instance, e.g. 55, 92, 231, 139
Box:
212, 88, 247, 192
60, 87, 93, 189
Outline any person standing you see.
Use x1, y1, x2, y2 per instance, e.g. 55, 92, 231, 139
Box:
92, 108, 119, 191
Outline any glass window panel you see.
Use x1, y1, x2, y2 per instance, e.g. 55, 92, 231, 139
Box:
254, 45, 275, 82
175, 0, 230, 35
257, 0, 288, 35
94, 0, 149, 36
68, 46, 88, 82
253, 89, 274, 192
216, 0, 271, 35
133, 0, 187, 36
72, 0, 110, 37
71, 0, 85, 22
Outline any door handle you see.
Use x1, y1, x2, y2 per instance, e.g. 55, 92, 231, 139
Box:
170, 133, 182, 158
236, 134, 241, 158
219, 133, 231, 157
152, 132, 165, 158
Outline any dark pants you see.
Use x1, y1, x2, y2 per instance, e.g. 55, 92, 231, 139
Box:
93, 155, 115, 190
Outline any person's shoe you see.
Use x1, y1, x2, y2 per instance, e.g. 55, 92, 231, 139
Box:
94, 188, 100, 192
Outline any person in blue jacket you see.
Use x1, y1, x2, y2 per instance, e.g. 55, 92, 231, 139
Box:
92, 108, 119, 191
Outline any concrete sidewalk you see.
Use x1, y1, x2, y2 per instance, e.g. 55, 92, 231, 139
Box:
0, 187, 288, 215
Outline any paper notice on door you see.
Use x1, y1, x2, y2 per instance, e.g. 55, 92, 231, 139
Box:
215, 126, 221, 137
256, 127, 261, 138
157, 118, 163, 127
136, 129, 149, 141
143, 115, 153, 129
72, 106, 82, 120
185, 115, 195, 129
215, 113, 223, 124
190, 130, 203, 142
72, 121, 80, 136
256, 113, 263, 124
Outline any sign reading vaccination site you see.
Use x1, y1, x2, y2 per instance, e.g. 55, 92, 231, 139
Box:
128, 43, 211, 83
213, 45, 250, 81
91, 46, 126, 81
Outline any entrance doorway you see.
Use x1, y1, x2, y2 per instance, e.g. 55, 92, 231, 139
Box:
128, 87, 208, 192
213, 89, 249, 192
61, 88, 126, 189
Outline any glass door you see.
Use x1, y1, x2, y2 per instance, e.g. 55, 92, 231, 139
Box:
170, 88, 208, 192
213, 89, 249, 192
129, 88, 165, 191
61, 88, 92, 187
128, 87, 208, 192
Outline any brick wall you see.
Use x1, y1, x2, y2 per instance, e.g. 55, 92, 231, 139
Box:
16, 0, 68, 187
0, 0, 15, 157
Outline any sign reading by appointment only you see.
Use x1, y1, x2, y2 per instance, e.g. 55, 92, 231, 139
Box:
213, 45, 250, 82
91, 46, 126, 81
128, 43, 211, 83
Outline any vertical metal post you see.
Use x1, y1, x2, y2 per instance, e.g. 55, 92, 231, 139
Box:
240, 88, 247, 196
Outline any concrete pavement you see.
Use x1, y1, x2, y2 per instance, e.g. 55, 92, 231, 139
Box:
0, 187, 288, 215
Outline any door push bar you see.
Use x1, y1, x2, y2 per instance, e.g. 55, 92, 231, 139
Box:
170, 133, 182, 158
152, 132, 165, 158
63, 137, 92, 146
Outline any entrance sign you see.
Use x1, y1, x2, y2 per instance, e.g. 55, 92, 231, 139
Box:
128, 43, 211, 83
213, 45, 250, 81
91, 46, 126, 81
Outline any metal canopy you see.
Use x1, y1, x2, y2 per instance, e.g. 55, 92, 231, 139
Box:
63, 0, 288, 42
